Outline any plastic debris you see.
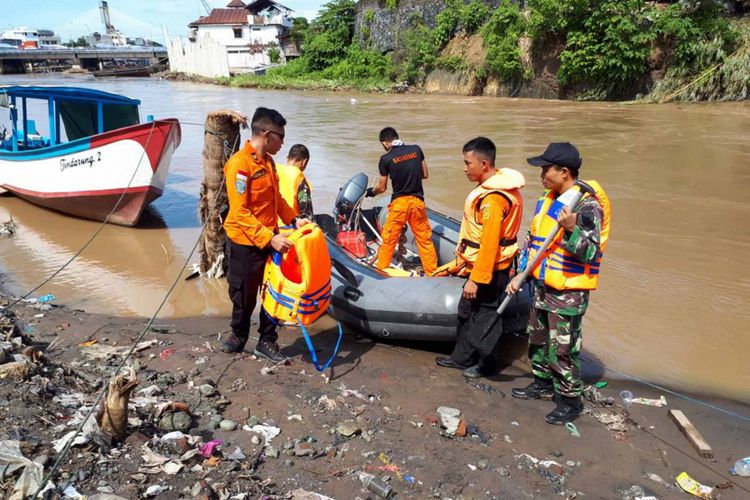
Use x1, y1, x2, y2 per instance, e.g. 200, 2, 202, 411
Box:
730, 456, 750, 476
200, 439, 224, 458
37, 294, 56, 304
0, 440, 46, 500
289, 488, 335, 500
565, 422, 581, 438
631, 395, 667, 407
594, 381, 609, 388
675, 472, 717, 499
242, 424, 281, 445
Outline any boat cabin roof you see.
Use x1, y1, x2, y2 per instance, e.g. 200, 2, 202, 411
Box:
0, 86, 140, 106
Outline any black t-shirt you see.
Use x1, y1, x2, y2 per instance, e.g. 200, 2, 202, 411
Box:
378, 144, 425, 201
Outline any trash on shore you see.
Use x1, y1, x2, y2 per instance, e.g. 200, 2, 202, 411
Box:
0, 218, 16, 238
675, 472, 718, 499
730, 456, 750, 476
97, 367, 139, 442
0, 439, 46, 500
358, 471, 394, 499
669, 410, 714, 459
631, 395, 667, 407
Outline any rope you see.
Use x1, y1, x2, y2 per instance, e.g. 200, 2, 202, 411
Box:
658, 43, 748, 103
32, 122, 241, 498
579, 354, 750, 423
0, 120, 159, 314
31, 222, 206, 499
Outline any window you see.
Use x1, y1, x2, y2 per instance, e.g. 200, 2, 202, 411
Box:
233, 28, 242, 39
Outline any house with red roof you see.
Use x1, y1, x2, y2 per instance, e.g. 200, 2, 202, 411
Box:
186, 0, 295, 72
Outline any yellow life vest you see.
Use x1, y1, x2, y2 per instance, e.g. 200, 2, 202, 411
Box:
527, 180, 611, 291
276, 163, 310, 225
456, 168, 525, 272
261, 224, 331, 326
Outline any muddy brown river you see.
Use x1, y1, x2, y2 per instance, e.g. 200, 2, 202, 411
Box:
1, 74, 748, 403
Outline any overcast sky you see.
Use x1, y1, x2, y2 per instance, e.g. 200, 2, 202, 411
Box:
3, 0, 323, 42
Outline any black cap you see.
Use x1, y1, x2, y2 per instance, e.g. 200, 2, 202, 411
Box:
527, 142, 582, 169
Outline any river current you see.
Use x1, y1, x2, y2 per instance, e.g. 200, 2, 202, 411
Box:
1, 74, 748, 402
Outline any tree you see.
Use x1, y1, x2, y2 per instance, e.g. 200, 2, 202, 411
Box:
303, 0, 356, 70
64, 37, 89, 48
290, 17, 309, 45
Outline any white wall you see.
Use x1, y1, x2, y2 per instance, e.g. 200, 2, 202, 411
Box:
197, 24, 283, 46
165, 29, 230, 78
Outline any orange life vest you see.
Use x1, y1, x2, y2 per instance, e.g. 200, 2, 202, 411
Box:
276, 163, 310, 226
527, 180, 611, 290
456, 168, 525, 271
261, 224, 331, 326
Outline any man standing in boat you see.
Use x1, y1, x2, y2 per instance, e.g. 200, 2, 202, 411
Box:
506, 142, 611, 425
276, 144, 313, 225
435, 137, 525, 378
221, 107, 310, 361
365, 127, 438, 275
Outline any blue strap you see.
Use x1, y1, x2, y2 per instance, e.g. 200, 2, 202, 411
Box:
300, 317, 344, 372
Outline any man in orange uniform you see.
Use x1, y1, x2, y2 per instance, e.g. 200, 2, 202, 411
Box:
435, 137, 525, 379
221, 107, 310, 361
365, 127, 437, 275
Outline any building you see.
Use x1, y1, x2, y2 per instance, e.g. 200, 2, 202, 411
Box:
37, 30, 62, 48
186, 0, 295, 73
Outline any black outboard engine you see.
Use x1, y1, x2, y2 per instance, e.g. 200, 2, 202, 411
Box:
334, 172, 369, 228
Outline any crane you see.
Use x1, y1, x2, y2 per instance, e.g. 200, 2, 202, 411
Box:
98, 1, 127, 46
200, 0, 213, 15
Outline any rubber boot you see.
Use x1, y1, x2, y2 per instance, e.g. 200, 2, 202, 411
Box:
545, 396, 583, 425
511, 377, 554, 400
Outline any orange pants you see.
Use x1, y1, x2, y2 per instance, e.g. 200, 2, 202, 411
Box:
376, 196, 438, 275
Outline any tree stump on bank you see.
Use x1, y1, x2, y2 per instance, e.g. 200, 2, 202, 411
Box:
198, 110, 247, 278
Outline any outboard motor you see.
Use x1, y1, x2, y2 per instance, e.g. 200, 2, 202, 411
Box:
334, 172, 369, 228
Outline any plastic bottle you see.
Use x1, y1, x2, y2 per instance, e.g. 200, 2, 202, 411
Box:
358, 472, 394, 499
730, 457, 750, 476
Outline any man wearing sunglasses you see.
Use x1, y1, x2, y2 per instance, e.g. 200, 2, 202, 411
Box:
221, 107, 310, 362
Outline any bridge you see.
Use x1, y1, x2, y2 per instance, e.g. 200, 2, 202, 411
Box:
0, 47, 168, 73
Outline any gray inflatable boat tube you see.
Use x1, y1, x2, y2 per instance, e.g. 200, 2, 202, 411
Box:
315, 207, 533, 342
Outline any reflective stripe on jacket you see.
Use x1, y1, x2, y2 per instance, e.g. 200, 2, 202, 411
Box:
262, 224, 331, 326
528, 180, 611, 290
223, 141, 296, 247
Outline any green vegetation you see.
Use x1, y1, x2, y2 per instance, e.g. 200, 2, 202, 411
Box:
222, 0, 747, 101
481, 0, 528, 83
267, 47, 281, 64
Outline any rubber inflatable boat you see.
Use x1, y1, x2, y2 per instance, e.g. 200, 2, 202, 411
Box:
314, 173, 533, 341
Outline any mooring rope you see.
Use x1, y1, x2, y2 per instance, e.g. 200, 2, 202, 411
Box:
1, 120, 159, 314
31, 127, 241, 499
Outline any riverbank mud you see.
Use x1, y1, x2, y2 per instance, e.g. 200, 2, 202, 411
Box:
2, 291, 749, 499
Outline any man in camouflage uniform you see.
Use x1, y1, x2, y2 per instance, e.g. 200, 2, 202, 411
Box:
506, 142, 609, 425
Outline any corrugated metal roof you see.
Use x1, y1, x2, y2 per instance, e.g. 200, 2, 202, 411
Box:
189, 9, 249, 26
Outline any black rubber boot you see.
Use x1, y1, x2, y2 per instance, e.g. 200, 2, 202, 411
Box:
511, 378, 554, 400
544, 396, 583, 425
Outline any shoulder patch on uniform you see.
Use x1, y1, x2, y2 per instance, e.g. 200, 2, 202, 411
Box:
235, 170, 248, 194
251, 169, 267, 180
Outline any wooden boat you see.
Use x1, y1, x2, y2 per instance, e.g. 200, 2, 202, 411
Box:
93, 66, 153, 77
0, 86, 181, 226
314, 173, 533, 341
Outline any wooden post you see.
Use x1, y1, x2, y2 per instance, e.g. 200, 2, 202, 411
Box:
198, 110, 247, 278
